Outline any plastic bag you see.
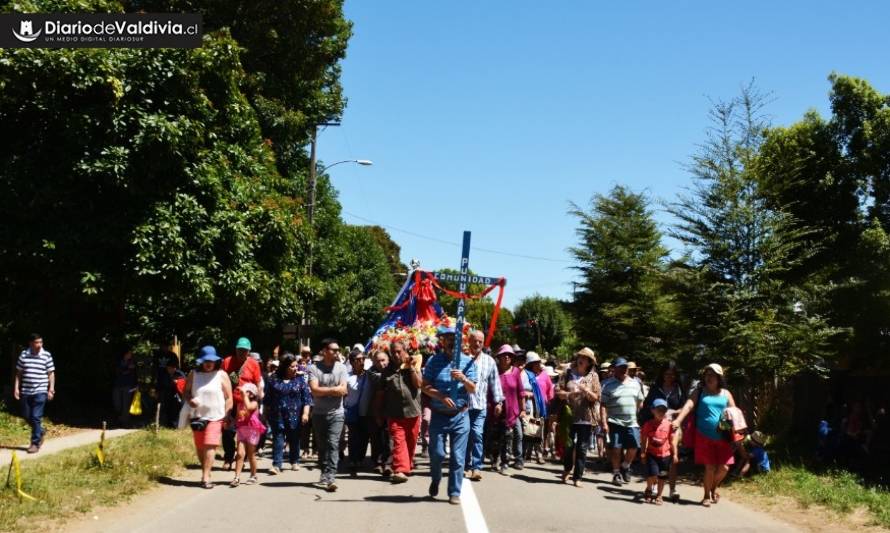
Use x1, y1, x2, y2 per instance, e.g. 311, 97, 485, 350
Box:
129, 390, 143, 416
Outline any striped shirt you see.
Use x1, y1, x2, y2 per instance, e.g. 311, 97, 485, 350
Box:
467, 352, 504, 411
16, 349, 55, 396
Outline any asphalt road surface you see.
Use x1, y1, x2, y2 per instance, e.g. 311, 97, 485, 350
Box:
65, 448, 796, 533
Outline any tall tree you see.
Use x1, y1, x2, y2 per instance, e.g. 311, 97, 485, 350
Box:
569, 185, 671, 365
668, 83, 838, 380
757, 74, 890, 367
0, 0, 382, 401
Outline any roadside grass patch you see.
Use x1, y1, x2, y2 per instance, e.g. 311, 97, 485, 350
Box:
734, 464, 890, 529
0, 404, 79, 447
0, 428, 194, 533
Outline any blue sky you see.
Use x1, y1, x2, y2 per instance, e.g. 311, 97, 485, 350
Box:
319, 1, 890, 309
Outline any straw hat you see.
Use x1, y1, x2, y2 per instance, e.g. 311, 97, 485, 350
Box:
574, 347, 597, 365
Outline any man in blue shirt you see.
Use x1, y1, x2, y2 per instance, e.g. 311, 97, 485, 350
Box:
421, 326, 478, 505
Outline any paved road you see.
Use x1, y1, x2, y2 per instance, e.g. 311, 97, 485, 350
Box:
64, 448, 796, 533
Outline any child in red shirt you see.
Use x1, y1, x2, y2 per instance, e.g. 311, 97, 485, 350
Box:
640, 398, 676, 505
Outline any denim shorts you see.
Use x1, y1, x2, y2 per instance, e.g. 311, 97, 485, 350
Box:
646, 455, 673, 478
607, 423, 641, 449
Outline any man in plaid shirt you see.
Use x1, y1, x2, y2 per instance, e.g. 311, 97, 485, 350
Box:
463, 330, 504, 481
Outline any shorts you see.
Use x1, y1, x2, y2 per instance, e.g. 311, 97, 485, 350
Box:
646, 455, 673, 478
192, 419, 223, 448
607, 423, 641, 449
236, 426, 263, 446
694, 430, 735, 466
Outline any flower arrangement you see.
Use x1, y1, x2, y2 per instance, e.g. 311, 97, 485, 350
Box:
370, 315, 474, 355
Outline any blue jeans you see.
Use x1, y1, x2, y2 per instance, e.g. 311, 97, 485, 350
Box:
429, 410, 470, 497
272, 425, 302, 469
564, 424, 593, 481
312, 411, 345, 484
465, 408, 487, 471
500, 417, 524, 466
21, 393, 47, 446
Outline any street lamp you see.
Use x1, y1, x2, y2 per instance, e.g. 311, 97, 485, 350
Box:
308, 159, 374, 224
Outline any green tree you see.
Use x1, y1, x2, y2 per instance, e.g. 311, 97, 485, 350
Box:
668, 83, 839, 380
466, 301, 516, 348
0, 0, 374, 400
362, 226, 408, 287
569, 185, 672, 365
513, 295, 571, 355
312, 225, 397, 344
757, 74, 890, 366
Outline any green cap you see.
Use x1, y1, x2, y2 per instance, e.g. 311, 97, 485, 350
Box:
235, 337, 251, 350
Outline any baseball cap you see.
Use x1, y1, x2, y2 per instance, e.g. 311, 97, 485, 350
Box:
612, 357, 629, 368
652, 398, 669, 410
437, 325, 456, 335
235, 337, 251, 350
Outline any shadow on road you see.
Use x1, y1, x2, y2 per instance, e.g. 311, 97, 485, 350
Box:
157, 476, 227, 488
509, 473, 567, 485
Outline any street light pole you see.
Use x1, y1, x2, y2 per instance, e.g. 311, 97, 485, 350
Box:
301, 122, 372, 349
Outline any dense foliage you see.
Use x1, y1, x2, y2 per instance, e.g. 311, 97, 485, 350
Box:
0, 0, 396, 401
570, 75, 889, 382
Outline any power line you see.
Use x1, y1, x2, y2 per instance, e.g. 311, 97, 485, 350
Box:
342, 210, 573, 264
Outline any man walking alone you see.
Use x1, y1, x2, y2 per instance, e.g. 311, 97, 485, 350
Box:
14, 334, 55, 453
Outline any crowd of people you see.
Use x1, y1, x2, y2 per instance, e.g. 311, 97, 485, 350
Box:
174, 327, 771, 506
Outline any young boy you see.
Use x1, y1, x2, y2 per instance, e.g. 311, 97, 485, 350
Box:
746, 431, 771, 474
640, 398, 675, 505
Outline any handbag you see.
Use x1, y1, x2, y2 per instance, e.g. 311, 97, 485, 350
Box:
522, 413, 544, 440
129, 390, 143, 416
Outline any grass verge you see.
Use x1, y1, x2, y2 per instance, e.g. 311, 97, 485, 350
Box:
0, 428, 194, 533
0, 405, 80, 447
731, 465, 890, 529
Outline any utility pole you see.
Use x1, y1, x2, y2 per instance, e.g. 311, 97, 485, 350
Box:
302, 122, 340, 350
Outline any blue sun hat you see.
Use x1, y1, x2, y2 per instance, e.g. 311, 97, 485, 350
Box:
437, 325, 456, 336
196, 345, 220, 364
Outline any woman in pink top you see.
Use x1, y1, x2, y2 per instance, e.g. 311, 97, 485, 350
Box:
493, 344, 525, 474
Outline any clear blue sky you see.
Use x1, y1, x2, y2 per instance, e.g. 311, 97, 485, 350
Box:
319, 1, 890, 309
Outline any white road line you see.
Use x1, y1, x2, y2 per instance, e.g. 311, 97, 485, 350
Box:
460, 479, 490, 533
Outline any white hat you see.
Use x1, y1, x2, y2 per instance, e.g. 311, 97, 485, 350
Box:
704, 363, 724, 376
544, 365, 559, 377
352, 343, 366, 353
525, 351, 542, 365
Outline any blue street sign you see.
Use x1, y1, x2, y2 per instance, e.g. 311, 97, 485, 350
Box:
452, 231, 471, 369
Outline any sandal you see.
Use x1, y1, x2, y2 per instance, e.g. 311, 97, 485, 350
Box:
201, 481, 214, 489
712, 491, 721, 504
654, 496, 664, 506
223, 462, 232, 471
229, 477, 240, 487
701, 498, 711, 507
560, 472, 570, 484
244, 476, 258, 485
